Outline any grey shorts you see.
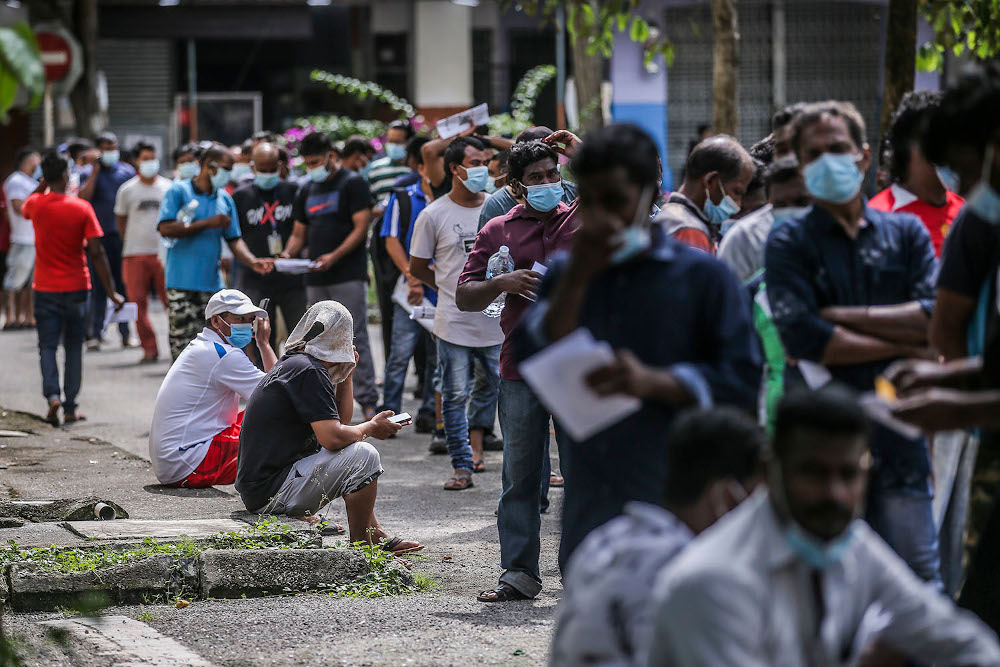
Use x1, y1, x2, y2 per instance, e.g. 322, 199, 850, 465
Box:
260, 441, 383, 517
3, 242, 34, 291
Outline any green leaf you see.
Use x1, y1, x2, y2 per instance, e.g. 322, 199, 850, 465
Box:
579, 2, 595, 29
0, 67, 18, 123
617, 14, 627, 32
0, 22, 43, 113
630, 17, 649, 43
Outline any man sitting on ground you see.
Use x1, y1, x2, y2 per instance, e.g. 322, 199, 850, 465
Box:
236, 301, 423, 554
550, 408, 764, 666
149, 289, 275, 488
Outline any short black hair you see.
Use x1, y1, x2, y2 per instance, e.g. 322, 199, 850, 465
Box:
198, 141, 229, 166
749, 134, 775, 166
65, 138, 92, 161
95, 131, 118, 147
923, 61, 1000, 165
764, 156, 801, 193
516, 126, 555, 143
791, 100, 867, 156
506, 140, 558, 183
444, 136, 486, 175
696, 123, 711, 135
685, 134, 750, 182
387, 120, 415, 140
277, 146, 291, 164
253, 130, 276, 143
239, 139, 254, 157
15, 146, 38, 169
299, 131, 333, 158
406, 136, 430, 165
570, 123, 660, 190
132, 141, 155, 158
172, 142, 200, 165
745, 158, 767, 199
772, 102, 808, 132
885, 91, 941, 183
341, 136, 371, 158
492, 149, 510, 172
663, 408, 764, 507
772, 386, 869, 460
40, 149, 68, 182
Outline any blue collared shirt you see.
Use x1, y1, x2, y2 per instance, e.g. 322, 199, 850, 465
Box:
84, 161, 136, 234
517, 225, 761, 560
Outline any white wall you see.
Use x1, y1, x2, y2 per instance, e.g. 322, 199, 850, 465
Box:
413, 0, 472, 107
371, 0, 412, 33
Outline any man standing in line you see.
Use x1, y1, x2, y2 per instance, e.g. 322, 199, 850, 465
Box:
79, 131, 136, 350
409, 136, 504, 490
2, 147, 40, 330
114, 141, 171, 363
367, 120, 416, 208
282, 132, 379, 418
232, 142, 305, 349
23, 150, 124, 425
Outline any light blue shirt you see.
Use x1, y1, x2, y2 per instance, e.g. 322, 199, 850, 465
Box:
157, 179, 241, 293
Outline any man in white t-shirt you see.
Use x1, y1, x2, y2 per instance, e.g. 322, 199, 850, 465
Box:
149, 289, 275, 488
410, 136, 504, 491
115, 141, 172, 363
3, 147, 40, 330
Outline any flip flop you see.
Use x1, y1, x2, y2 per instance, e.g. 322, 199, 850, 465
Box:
380, 536, 424, 555
472, 460, 486, 473
477, 584, 530, 603
444, 471, 474, 490
549, 474, 564, 488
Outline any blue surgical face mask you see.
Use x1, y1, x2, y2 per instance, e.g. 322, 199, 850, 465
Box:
139, 159, 160, 179
210, 167, 231, 191
803, 152, 864, 204
231, 163, 252, 181
524, 181, 564, 212
936, 165, 960, 193
225, 321, 253, 348
176, 162, 199, 180
385, 143, 406, 162
32, 164, 42, 180
254, 170, 280, 190
308, 163, 330, 183
783, 520, 857, 570
703, 181, 741, 225
967, 143, 1000, 225
100, 150, 119, 167
610, 185, 656, 265
484, 178, 499, 194
460, 165, 490, 193
771, 205, 812, 226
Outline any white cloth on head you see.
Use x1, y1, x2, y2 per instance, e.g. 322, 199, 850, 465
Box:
285, 300, 356, 383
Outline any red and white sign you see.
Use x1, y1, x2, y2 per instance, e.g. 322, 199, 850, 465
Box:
33, 23, 82, 92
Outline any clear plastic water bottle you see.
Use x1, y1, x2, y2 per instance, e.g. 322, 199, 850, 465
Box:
483, 245, 515, 318
177, 199, 199, 225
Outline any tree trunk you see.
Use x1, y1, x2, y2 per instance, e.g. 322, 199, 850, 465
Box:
69, 0, 100, 138
570, 2, 605, 134
711, 0, 739, 136
880, 0, 917, 140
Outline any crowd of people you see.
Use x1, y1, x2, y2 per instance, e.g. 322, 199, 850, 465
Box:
4, 60, 1000, 662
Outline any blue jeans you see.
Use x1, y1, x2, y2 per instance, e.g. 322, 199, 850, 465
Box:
380, 304, 435, 418
436, 339, 500, 473
34, 290, 88, 413
867, 480, 943, 590
497, 379, 568, 598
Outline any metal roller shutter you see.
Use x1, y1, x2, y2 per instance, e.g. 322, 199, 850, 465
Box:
97, 38, 174, 155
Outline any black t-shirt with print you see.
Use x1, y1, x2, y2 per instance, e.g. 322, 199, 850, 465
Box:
232, 181, 302, 291
236, 353, 340, 511
292, 168, 372, 286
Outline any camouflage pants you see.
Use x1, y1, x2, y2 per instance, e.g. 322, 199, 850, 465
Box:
167, 289, 213, 360
967, 433, 1000, 555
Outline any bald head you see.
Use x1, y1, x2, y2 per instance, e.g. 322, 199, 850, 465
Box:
685, 135, 753, 184
251, 142, 281, 173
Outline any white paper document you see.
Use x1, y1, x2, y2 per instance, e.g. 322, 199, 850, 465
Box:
435, 103, 490, 139
391, 275, 435, 333
102, 300, 137, 332
797, 360, 833, 390
519, 328, 641, 441
273, 258, 318, 275
530, 261, 548, 276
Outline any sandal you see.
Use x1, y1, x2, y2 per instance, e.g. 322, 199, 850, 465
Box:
444, 470, 474, 491
549, 474, 564, 488
477, 583, 530, 603
63, 412, 87, 424
380, 536, 424, 555
314, 519, 346, 536
472, 460, 486, 474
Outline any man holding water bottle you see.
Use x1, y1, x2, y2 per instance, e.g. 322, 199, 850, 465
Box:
157, 143, 274, 360
456, 140, 578, 602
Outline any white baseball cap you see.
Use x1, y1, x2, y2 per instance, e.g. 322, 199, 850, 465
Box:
205, 289, 267, 320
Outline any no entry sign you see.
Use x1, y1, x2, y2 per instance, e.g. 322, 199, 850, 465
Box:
33, 23, 82, 93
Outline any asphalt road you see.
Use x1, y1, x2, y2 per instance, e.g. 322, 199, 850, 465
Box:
0, 302, 564, 666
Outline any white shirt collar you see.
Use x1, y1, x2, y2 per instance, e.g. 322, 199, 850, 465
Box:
889, 183, 919, 212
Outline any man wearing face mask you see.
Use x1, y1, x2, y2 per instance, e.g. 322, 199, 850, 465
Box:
226, 141, 254, 196
79, 131, 136, 350
646, 387, 1000, 666
149, 289, 275, 488
764, 101, 941, 587
553, 408, 764, 666
231, 142, 304, 349
518, 123, 761, 575
366, 120, 416, 209
158, 143, 274, 361
172, 143, 200, 182
455, 140, 578, 602
113, 142, 171, 363
409, 136, 504, 491
3, 146, 40, 331
655, 134, 754, 254
283, 132, 379, 419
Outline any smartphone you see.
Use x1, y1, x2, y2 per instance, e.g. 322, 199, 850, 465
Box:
254, 298, 270, 336
388, 413, 412, 425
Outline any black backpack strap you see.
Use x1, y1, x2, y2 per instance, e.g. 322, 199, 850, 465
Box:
392, 187, 413, 241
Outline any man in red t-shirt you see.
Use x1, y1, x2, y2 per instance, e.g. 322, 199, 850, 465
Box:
870, 91, 964, 257
22, 150, 124, 426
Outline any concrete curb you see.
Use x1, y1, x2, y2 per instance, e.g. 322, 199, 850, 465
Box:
2, 547, 395, 612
